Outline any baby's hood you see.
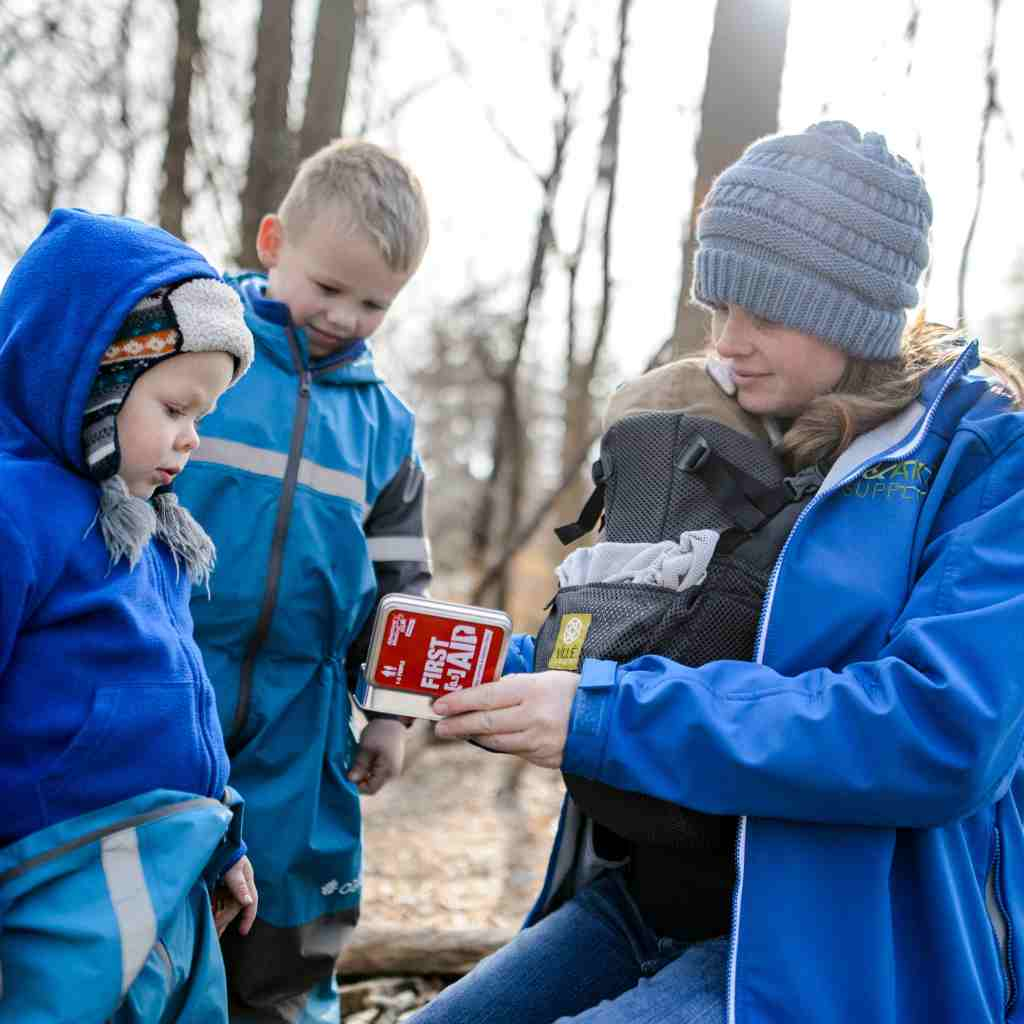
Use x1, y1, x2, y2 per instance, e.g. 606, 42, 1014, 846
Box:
0, 208, 222, 473
602, 355, 773, 442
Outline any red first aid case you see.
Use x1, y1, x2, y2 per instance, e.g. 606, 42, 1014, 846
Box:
354, 594, 513, 720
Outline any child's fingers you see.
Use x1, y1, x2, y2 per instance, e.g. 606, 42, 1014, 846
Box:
237, 894, 258, 936
241, 859, 258, 927
359, 760, 386, 795
226, 870, 253, 907
214, 894, 241, 937
347, 747, 373, 784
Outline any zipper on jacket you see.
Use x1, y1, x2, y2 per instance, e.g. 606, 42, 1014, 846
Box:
987, 826, 1017, 1014
726, 345, 976, 1024
725, 816, 747, 1024
150, 543, 220, 795
228, 327, 339, 753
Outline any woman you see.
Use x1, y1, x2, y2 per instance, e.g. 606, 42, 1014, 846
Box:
416, 121, 1024, 1024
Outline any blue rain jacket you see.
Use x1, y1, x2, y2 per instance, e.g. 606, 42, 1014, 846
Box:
525, 343, 1024, 1023
0, 788, 242, 1023
175, 273, 431, 929
0, 209, 232, 849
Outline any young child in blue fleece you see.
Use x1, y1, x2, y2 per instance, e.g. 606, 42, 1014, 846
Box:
174, 139, 432, 1023
0, 209, 258, 1023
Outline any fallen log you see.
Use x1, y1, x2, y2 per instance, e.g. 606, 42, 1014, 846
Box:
337, 926, 515, 979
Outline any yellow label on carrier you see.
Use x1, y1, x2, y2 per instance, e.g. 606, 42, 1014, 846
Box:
547, 613, 592, 670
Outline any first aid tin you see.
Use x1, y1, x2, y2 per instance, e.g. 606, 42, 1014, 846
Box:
354, 594, 513, 720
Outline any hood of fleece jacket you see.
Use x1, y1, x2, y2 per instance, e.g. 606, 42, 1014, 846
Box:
0, 208, 223, 473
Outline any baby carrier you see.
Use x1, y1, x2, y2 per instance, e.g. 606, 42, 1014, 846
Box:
536, 371, 822, 927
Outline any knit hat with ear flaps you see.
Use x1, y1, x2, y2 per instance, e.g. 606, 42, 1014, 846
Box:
82, 276, 253, 585
692, 120, 933, 361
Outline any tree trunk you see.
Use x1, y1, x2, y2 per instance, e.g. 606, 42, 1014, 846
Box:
336, 927, 514, 979
238, 0, 295, 268
299, 0, 356, 160
670, 0, 791, 359
158, 0, 199, 237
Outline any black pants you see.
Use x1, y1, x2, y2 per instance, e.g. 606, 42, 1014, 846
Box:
221, 909, 356, 1022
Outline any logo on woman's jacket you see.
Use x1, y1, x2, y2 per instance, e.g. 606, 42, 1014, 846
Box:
843, 459, 933, 501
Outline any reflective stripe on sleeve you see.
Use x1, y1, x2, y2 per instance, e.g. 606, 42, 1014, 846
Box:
100, 828, 157, 996
366, 536, 431, 563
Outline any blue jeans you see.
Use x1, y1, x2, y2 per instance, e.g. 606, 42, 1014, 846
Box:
410, 868, 727, 1024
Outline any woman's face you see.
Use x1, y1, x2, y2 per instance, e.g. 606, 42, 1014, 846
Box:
711, 305, 849, 417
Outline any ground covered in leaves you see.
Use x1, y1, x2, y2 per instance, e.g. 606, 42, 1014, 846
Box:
341, 727, 565, 1021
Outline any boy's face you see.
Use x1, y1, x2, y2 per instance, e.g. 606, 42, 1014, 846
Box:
116, 352, 234, 498
256, 211, 413, 359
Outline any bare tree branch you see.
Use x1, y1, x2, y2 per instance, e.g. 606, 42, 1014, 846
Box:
470, 331, 672, 605
469, 4, 579, 605
421, 0, 540, 176
957, 0, 1002, 324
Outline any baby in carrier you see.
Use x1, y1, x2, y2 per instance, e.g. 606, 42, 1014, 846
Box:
536, 355, 821, 941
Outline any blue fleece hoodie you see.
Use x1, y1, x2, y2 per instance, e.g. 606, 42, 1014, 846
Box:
0, 209, 231, 848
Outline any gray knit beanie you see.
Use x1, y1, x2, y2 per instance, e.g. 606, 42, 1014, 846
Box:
692, 120, 932, 360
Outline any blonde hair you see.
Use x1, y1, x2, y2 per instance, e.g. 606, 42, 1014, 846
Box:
782, 317, 1024, 470
278, 139, 429, 273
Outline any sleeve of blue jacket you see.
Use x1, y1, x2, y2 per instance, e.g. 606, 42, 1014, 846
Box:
564, 436, 1024, 830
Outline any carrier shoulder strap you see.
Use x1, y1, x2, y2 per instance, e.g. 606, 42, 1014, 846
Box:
554, 457, 609, 545
679, 435, 789, 533
554, 435, 823, 546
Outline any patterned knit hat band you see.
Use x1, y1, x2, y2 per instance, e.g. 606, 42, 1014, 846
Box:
692, 120, 933, 361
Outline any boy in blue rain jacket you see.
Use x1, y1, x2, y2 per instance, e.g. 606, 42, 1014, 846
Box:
175, 140, 432, 1022
0, 209, 258, 1022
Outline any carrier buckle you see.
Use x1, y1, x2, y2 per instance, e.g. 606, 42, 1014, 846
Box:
678, 435, 711, 473
784, 464, 825, 501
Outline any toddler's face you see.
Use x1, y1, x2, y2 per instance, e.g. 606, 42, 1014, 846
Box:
115, 352, 234, 498
257, 211, 412, 359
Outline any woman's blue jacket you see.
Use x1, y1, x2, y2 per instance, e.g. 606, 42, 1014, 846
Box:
518, 342, 1024, 1023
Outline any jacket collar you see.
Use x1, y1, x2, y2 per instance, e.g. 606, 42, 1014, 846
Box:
820, 340, 980, 493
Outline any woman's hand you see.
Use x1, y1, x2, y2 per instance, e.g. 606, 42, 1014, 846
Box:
432, 671, 582, 770
213, 854, 257, 937
348, 717, 407, 794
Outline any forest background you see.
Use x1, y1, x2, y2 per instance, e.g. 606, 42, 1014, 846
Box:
2, 0, 1023, 1008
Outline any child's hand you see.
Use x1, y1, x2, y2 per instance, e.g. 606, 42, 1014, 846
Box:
212, 854, 258, 937
348, 718, 407, 795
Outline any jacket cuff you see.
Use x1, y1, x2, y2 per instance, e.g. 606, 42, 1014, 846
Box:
561, 658, 617, 780
504, 633, 536, 675
204, 786, 248, 886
